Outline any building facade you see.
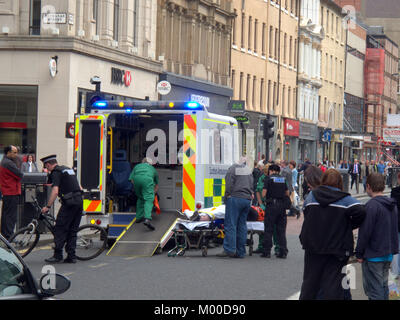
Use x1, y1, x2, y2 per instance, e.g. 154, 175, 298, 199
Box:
364, 29, 399, 161
156, 0, 234, 117
297, 0, 323, 164
318, 0, 346, 164
343, 20, 366, 162
0, 0, 161, 167
230, 0, 299, 162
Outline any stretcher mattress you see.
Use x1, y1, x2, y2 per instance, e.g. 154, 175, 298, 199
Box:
175, 220, 264, 232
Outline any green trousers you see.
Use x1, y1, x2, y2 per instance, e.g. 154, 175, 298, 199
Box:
133, 175, 155, 221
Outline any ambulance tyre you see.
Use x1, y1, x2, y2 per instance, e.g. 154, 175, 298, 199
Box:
202, 246, 208, 257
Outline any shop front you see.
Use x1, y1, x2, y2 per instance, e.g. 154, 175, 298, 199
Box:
299, 122, 318, 164
0, 50, 161, 167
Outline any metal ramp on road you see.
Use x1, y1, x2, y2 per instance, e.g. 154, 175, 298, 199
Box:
107, 211, 179, 257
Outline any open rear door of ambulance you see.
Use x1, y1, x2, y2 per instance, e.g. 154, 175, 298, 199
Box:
74, 114, 108, 217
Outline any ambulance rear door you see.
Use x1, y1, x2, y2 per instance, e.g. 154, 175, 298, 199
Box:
74, 114, 108, 215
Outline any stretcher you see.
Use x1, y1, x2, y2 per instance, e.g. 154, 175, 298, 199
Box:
167, 205, 265, 257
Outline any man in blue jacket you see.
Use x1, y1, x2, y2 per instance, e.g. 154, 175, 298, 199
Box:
356, 173, 399, 300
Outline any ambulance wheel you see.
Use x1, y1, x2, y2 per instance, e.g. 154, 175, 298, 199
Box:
177, 249, 185, 256
202, 246, 208, 257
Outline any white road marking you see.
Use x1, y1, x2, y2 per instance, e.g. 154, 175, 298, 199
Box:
89, 263, 108, 268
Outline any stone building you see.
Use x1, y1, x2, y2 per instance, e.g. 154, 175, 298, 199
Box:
0, 0, 161, 166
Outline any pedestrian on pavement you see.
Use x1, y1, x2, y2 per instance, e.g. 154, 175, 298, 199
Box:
299, 158, 312, 200
21, 154, 39, 173
360, 161, 369, 193
299, 169, 366, 300
390, 172, 400, 278
280, 160, 293, 195
302, 165, 323, 200
217, 156, 253, 258
341, 160, 349, 170
129, 157, 159, 231
40, 155, 83, 263
370, 160, 378, 173
377, 160, 386, 175
252, 161, 263, 205
0, 145, 24, 240
355, 173, 399, 300
261, 164, 290, 259
254, 164, 271, 254
348, 159, 360, 193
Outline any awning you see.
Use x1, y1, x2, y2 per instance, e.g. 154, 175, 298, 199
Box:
343, 136, 364, 141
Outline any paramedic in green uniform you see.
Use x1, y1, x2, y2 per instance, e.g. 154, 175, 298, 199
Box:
129, 157, 159, 231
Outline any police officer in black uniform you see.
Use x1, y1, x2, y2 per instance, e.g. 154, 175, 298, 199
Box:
40, 155, 83, 263
261, 164, 290, 258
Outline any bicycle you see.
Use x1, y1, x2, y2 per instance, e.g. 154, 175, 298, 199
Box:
8, 198, 107, 261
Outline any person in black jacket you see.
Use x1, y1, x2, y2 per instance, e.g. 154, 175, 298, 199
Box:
356, 173, 399, 300
299, 169, 366, 300
391, 172, 400, 277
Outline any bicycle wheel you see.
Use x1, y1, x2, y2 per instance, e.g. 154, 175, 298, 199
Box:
9, 226, 40, 258
75, 224, 107, 261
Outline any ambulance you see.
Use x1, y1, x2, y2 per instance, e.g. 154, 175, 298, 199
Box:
74, 99, 240, 251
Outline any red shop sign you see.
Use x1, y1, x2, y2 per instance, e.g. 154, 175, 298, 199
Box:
284, 119, 299, 137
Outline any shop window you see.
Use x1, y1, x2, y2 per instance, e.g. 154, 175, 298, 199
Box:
29, 0, 41, 35
0, 86, 38, 157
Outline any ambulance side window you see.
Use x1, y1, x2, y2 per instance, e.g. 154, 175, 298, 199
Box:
213, 129, 221, 164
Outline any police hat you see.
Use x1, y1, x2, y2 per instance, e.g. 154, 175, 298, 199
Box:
40, 154, 57, 164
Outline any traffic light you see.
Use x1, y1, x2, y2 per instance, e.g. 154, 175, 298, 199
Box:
263, 116, 274, 139
85, 91, 105, 112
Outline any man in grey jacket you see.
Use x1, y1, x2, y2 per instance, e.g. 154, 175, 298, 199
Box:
217, 156, 253, 258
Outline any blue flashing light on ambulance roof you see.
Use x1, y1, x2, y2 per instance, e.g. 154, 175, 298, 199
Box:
93, 100, 108, 108
185, 101, 201, 109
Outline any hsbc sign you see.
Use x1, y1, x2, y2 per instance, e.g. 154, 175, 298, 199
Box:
111, 67, 132, 87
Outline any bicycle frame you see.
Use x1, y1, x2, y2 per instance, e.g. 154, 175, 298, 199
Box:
30, 199, 56, 235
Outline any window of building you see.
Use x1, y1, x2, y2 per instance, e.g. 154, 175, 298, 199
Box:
252, 76, 257, 109
246, 74, 251, 106
262, 23, 266, 56
93, 0, 100, 35
321, 6, 324, 27
0, 86, 38, 156
331, 13, 334, 35
273, 82, 277, 112
113, 0, 120, 41
248, 16, 252, 51
274, 28, 278, 60
289, 36, 293, 66
267, 80, 271, 112
260, 78, 265, 111
326, 9, 329, 34
282, 85, 286, 115
233, 9, 237, 46
254, 19, 258, 54
239, 72, 244, 100
283, 33, 287, 64
241, 13, 245, 48
288, 87, 291, 115
231, 69, 236, 91
269, 26, 274, 58
294, 39, 297, 68
291, 0, 295, 13
29, 0, 41, 35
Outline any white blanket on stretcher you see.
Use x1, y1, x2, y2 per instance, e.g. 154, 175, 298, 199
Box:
176, 205, 264, 231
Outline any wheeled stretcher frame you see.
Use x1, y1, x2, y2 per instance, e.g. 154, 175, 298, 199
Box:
167, 221, 223, 257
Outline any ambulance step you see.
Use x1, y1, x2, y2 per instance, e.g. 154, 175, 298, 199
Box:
106, 210, 179, 257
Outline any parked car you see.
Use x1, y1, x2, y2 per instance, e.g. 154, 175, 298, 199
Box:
0, 234, 70, 300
